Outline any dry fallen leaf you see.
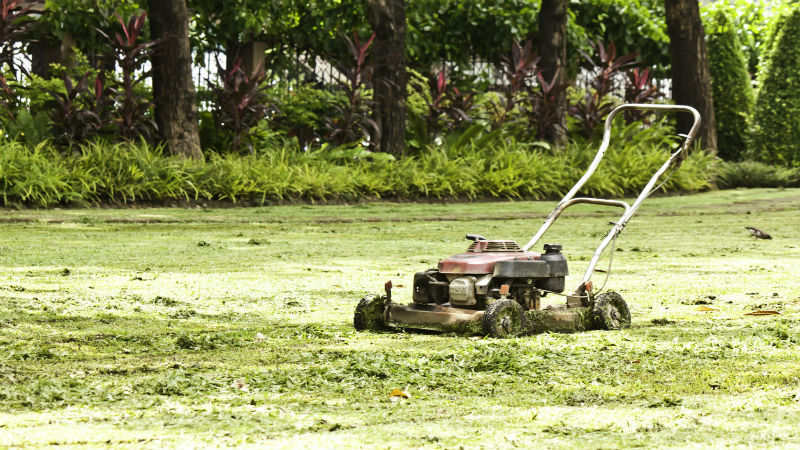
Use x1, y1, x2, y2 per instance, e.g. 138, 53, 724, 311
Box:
389, 388, 409, 398
744, 310, 780, 316
695, 306, 718, 312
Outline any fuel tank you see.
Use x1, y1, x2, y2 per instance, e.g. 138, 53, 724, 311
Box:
437, 239, 541, 274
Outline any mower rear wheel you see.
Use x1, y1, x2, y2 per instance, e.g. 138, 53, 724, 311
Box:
483, 299, 526, 338
592, 291, 631, 330
354, 294, 388, 331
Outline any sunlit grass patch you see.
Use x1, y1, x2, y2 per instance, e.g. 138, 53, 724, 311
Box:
0, 188, 799, 448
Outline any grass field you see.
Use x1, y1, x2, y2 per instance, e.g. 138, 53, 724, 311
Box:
1, 188, 799, 449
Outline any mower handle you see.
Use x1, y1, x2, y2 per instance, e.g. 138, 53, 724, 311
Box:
520, 103, 701, 296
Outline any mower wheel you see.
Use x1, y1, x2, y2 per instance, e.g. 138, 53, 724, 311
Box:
592, 291, 631, 330
483, 299, 526, 338
354, 294, 388, 331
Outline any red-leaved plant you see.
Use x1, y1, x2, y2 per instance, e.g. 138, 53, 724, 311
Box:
324, 32, 380, 146
570, 39, 638, 138
44, 74, 114, 147
624, 68, 664, 122
528, 69, 570, 141
98, 12, 160, 141
414, 70, 473, 143
212, 59, 275, 153
491, 39, 540, 130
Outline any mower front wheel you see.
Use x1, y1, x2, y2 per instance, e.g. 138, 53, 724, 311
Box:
483, 299, 526, 338
354, 294, 388, 331
592, 291, 631, 330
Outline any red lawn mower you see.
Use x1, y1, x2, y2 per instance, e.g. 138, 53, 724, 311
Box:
354, 104, 701, 337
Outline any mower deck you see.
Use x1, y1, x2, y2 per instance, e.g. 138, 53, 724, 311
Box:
355, 293, 630, 338
386, 301, 595, 335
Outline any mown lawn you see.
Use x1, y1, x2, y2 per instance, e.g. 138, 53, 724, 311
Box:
0, 188, 799, 449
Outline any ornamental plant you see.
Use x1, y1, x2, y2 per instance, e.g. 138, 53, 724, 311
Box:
749, 7, 800, 166
706, 10, 754, 161
324, 32, 379, 146
212, 59, 274, 153
98, 11, 161, 141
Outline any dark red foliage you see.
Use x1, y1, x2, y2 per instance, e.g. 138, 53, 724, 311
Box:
413, 70, 473, 142
98, 11, 161, 141
569, 39, 639, 138
213, 58, 275, 153
529, 69, 570, 141
491, 39, 540, 129
624, 68, 664, 122
324, 32, 379, 146
44, 74, 114, 146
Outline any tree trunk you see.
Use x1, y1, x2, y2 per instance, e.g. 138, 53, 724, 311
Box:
366, 0, 406, 156
147, 0, 202, 159
538, 0, 568, 145
665, 0, 717, 151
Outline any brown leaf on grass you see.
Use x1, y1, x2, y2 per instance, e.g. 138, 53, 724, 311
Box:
389, 388, 409, 398
744, 310, 780, 316
695, 306, 718, 312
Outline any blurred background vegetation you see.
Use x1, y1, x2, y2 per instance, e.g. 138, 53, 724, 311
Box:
0, 0, 798, 207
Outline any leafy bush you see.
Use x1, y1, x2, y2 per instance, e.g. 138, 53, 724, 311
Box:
98, 11, 160, 141
701, 0, 794, 77
269, 83, 341, 150
0, 0, 36, 116
569, 40, 637, 138
0, 123, 716, 208
706, 10, 754, 161
325, 33, 378, 146
749, 7, 800, 166
715, 160, 800, 189
1, 109, 51, 147
212, 59, 274, 153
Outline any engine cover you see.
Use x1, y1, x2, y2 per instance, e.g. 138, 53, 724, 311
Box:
449, 276, 476, 306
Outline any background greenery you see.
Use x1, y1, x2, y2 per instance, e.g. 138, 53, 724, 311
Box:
2, 0, 800, 207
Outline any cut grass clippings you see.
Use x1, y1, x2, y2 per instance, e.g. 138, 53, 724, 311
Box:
0, 188, 799, 449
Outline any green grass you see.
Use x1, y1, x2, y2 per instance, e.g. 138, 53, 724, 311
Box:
1, 188, 799, 449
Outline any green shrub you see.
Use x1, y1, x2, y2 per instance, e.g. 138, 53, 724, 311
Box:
749, 7, 800, 166
715, 160, 800, 189
0, 124, 716, 208
0, 141, 75, 207
706, 10, 755, 161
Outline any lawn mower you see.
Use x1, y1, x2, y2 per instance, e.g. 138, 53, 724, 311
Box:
354, 103, 701, 338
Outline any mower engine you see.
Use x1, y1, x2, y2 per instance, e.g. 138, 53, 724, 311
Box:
412, 235, 568, 310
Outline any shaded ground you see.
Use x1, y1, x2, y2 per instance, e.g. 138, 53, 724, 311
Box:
0, 188, 799, 449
